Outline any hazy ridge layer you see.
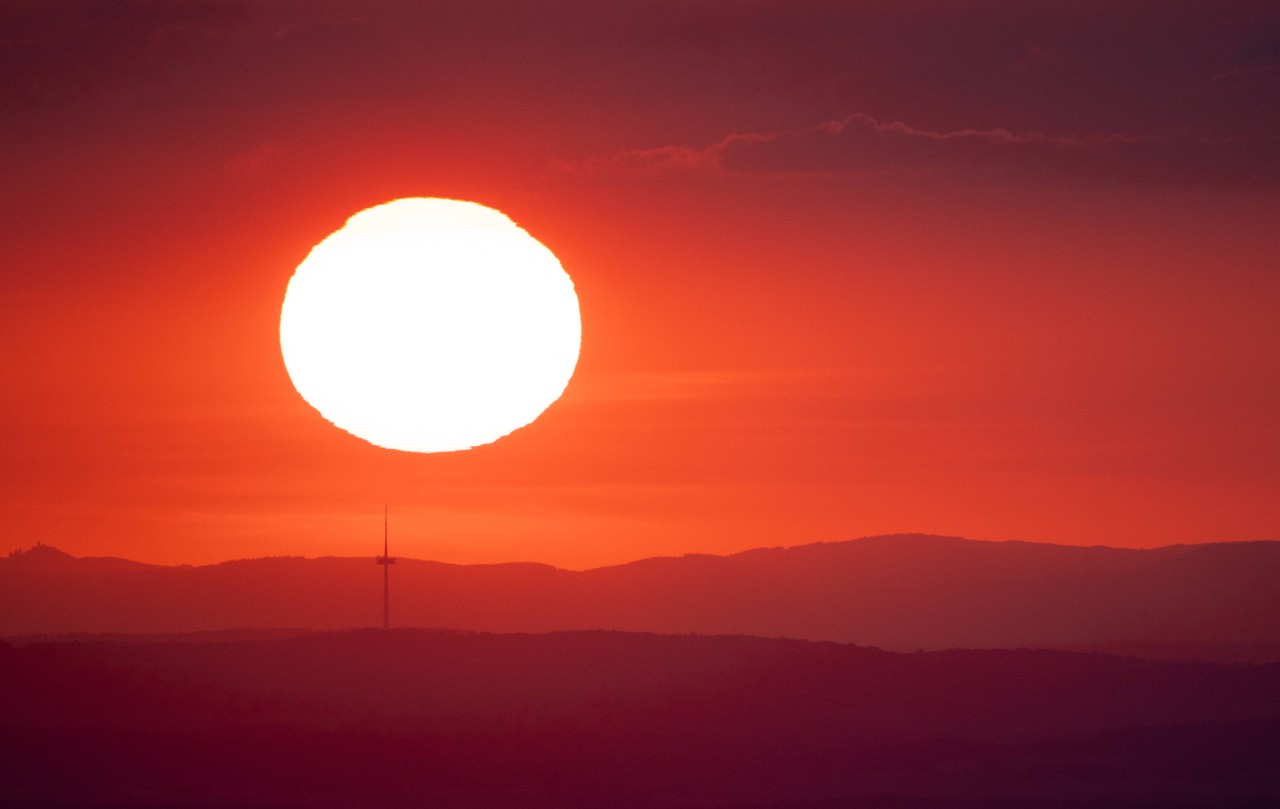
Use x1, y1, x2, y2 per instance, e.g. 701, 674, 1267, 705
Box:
5, 535, 1279, 660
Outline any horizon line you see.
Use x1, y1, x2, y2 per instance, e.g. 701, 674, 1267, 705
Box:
9, 532, 1277, 573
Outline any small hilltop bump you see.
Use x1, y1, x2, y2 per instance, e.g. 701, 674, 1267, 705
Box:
6, 543, 75, 564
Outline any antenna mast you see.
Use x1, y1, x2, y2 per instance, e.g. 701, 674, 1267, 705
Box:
375, 505, 396, 629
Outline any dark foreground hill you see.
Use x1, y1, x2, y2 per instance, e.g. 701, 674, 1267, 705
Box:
4, 535, 1280, 659
1, 630, 1278, 808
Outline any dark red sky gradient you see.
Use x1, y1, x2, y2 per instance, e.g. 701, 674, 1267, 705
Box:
3, 1, 1278, 566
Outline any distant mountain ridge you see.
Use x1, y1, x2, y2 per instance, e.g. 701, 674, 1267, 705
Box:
4, 534, 1279, 659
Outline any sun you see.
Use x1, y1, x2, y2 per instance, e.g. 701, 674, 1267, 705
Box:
279, 198, 581, 452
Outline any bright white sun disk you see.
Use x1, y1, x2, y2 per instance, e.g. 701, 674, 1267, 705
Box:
280, 198, 581, 452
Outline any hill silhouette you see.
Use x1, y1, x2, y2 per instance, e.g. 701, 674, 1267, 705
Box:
2, 630, 1278, 808
4, 535, 1280, 659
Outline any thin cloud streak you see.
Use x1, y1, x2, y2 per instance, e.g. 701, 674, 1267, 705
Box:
556, 113, 1145, 178
567, 367, 910, 404
552, 112, 1268, 187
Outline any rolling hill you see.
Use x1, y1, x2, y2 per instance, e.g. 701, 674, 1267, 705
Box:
2, 629, 1278, 808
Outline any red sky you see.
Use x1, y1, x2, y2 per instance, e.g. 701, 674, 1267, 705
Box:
3, 0, 1278, 567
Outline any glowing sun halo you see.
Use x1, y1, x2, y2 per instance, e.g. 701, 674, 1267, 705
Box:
280, 198, 581, 452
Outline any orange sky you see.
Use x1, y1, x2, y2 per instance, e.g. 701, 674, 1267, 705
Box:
3, 1, 1278, 566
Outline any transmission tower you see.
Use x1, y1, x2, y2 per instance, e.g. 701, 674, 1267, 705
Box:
375, 505, 396, 629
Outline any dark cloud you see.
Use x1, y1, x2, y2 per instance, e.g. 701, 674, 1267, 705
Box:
3, 0, 1278, 188
0, 0, 248, 112
556, 112, 1272, 189
224, 141, 279, 178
